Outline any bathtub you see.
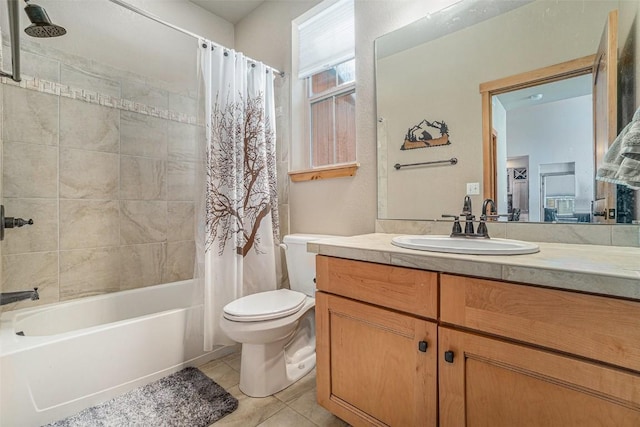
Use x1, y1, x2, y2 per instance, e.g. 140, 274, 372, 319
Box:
0, 280, 231, 426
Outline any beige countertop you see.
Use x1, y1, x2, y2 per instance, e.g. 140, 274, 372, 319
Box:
308, 233, 640, 301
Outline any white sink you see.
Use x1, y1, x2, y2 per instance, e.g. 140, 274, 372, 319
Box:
391, 235, 539, 255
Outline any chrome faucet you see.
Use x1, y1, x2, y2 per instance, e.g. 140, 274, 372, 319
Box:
0, 288, 39, 306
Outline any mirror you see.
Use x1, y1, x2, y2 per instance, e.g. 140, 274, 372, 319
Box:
375, 0, 639, 223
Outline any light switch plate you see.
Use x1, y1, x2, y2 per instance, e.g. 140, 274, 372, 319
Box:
466, 182, 480, 195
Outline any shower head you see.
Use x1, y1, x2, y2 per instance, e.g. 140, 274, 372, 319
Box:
23, 0, 67, 38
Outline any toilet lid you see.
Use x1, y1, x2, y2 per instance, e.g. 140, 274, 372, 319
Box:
223, 289, 307, 322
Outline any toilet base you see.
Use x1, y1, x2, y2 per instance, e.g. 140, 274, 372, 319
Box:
238, 309, 316, 398
239, 341, 316, 398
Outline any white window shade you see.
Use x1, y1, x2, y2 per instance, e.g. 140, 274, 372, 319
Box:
297, 0, 354, 79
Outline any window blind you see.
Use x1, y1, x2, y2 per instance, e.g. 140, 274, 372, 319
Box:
297, 0, 354, 79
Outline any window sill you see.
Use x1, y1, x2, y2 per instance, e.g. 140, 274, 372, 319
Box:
288, 162, 360, 182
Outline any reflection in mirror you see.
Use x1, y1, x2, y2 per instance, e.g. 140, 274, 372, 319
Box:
493, 75, 594, 223
375, 0, 639, 224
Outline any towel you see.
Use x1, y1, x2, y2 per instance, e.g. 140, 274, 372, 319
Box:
596, 107, 640, 189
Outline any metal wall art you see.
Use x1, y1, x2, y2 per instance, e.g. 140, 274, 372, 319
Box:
401, 119, 451, 150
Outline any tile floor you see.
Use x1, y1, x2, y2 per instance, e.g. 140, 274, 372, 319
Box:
198, 352, 350, 426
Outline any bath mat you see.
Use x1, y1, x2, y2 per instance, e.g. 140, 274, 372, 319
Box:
45, 367, 238, 427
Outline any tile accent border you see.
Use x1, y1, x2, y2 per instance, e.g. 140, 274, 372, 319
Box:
1, 74, 198, 125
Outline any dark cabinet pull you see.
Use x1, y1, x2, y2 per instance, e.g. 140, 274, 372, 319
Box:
418, 340, 428, 352
444, 350, 455, 363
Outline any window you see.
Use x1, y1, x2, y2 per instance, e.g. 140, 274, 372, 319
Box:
309, 59, 355, 167
291, 0, 357, 180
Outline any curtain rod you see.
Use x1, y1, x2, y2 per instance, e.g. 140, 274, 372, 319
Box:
106, 0, 284, 77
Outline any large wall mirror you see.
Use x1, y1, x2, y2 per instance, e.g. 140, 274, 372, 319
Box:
375, 0, 639, 224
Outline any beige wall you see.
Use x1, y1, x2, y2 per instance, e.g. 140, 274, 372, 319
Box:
0, 0, 234, 95
236, 0, 450, 236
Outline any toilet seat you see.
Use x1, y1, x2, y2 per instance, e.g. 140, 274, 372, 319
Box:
223, 289, 307, 322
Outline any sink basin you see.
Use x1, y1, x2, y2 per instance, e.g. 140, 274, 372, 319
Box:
391, 235, 539, 255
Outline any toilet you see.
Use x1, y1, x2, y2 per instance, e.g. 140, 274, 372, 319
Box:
220, 234, 336, 397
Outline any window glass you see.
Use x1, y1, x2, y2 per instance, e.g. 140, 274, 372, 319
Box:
311, 98, 334, 167
311, 68, 337, 96
335, 92, 356, 163
336, 59, 355, 85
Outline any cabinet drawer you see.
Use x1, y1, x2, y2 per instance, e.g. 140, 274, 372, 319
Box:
316, 256, 438, 319
441, 274, 640, 372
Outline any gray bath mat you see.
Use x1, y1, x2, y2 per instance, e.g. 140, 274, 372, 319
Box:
45, 367, 238, 427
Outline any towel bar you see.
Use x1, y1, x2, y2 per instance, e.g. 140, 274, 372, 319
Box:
394, 157, 458, 170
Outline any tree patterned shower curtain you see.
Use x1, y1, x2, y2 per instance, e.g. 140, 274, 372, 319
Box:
199, 40, 279, 349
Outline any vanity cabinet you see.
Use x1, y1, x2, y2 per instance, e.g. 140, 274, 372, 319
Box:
315, 256, 438, 426
315, 256, 640, 426
439, 274, 640, 426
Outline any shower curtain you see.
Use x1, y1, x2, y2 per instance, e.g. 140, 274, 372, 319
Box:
198, 40, 280, 349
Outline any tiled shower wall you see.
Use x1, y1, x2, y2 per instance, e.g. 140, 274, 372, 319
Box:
1, 48, 201, 311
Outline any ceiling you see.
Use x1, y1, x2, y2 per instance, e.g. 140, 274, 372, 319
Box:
189, 0, 266, 24
495, 74, 593, 112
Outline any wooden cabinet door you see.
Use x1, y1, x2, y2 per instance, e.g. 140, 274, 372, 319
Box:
316, 292, 437, 426
439, 327, 640, 427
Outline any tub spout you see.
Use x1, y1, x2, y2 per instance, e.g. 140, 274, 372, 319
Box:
0, 288, 39, 306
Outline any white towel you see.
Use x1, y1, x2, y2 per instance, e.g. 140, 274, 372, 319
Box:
596, 107, 640, 190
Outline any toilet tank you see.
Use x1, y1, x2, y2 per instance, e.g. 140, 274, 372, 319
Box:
282, 234, 338, 297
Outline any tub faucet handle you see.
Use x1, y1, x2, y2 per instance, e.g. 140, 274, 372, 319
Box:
1, 205, 34, 241
6, 217, 33, 228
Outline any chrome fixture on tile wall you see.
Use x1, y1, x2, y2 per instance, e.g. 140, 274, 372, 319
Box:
0, 205, 34, 241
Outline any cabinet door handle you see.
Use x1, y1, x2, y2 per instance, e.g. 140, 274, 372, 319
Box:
444, 350, 455, 363
418, 340, 428, 352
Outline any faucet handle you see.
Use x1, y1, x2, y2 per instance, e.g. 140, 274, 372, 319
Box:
477, 217, 490, 238
442, 214, 462, 235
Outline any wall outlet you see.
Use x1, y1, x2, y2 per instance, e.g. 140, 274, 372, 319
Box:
466, 182, 480, 195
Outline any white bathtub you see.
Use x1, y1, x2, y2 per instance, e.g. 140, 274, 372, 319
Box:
0, 280, 230, 427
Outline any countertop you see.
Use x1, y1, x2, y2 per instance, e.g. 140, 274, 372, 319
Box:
308, 233, 640, 301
